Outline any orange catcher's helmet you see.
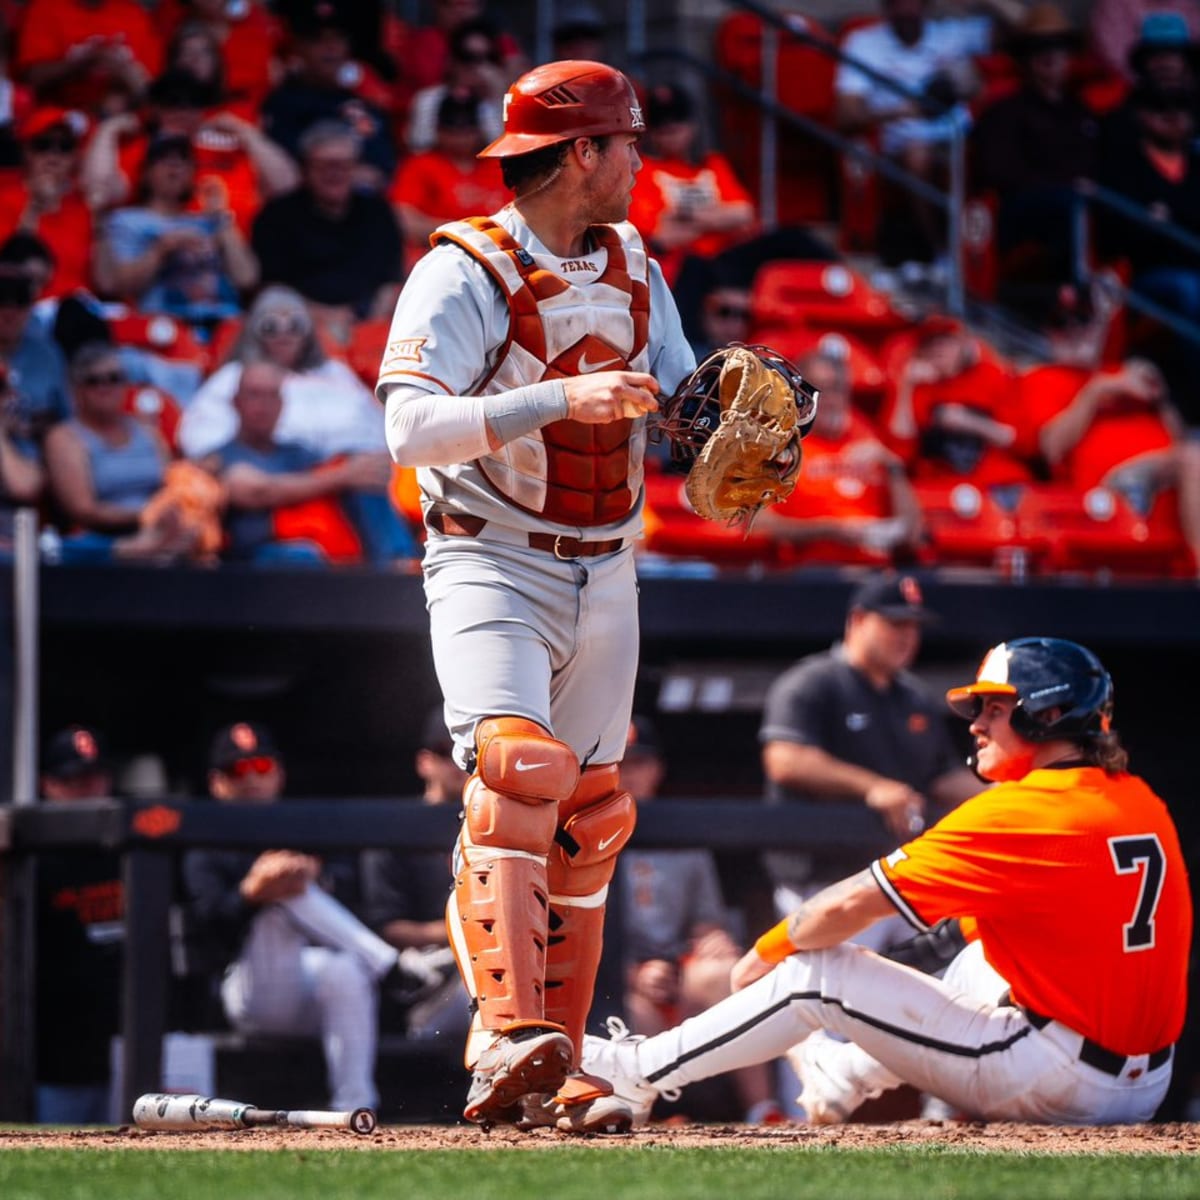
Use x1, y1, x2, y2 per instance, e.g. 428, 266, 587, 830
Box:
478, 59, 645, 158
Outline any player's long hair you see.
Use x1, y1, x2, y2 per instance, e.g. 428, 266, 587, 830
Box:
1077, 732, 1129, 775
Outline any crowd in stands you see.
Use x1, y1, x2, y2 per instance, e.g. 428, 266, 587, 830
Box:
0, 0, 1194, 580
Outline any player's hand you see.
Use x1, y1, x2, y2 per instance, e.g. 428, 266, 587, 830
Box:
730, 945, 774, 991
630, 958, 679, 1007
865, 780, 926, 839
240, 849, 318, 903
562, 370, 659, 423
336, 452, 394, 491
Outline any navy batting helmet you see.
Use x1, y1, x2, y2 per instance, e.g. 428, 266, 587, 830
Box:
945, 637, 1114, 742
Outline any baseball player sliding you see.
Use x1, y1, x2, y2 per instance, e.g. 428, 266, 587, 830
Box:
375, 60, 695, 1133
584, 638, 1191, 1125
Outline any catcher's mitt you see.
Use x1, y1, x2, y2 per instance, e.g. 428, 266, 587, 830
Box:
653, 343, 818, 528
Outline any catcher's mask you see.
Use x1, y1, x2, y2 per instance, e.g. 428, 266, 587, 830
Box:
652, 343, 819, 472
945, 637, 1114, 743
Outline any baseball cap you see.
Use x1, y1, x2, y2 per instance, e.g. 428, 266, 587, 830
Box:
420, 707, 456, 757
20, 107, 89, 144
624, 715, 663, 760
209, 721, 280, 771
42, 725, 110, 779
848, 574, 937, 623
144, 133, 195, 167
646, 83, 696, 126
1130, 13, 1200, 74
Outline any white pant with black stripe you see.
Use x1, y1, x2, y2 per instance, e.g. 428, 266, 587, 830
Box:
629, 941, 1171, 1124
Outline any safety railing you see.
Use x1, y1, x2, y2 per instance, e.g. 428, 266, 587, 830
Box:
1072, 177, 1200, 350
637, 1, 969, 316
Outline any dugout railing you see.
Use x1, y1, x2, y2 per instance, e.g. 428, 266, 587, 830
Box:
0, 794, 895, 1123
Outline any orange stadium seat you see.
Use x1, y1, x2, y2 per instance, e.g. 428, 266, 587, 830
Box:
913, 480, 1025, 570
123, 384, 183, 454
1015, 484, 1193, 579
108, 310, 210, 368
348, 318, 392, 390
750, 260, 908, 347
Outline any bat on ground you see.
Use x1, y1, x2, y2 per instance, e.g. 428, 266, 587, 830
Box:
132, 1093, 377, 1135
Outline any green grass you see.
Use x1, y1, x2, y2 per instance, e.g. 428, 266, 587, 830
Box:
2, 1147, 1200, 1200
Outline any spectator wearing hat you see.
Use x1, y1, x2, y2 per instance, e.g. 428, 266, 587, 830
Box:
14, 0, 162, 112
359, 706, 469, 1039
81, 67, 300, 234
35, 724, 123, 1123
754, 347, 926, 568
250, 120, 404, 341
92, 130, 258, 328
627, 82, 756, 291
0, 108, 96, 297
260, 5, 398, 193
969, 3, 1099, 325
550, 3, 609, 63
617, 715, 785, 1125
390, 89, 508, 273
179, 720, 435, 1113
759, 574, 978, 929
402, 18, 507, 155
1090, 0, 1200, 83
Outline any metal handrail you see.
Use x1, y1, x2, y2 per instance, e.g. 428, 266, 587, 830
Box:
1072, 178, 1200, 348
639, 3, 969, 315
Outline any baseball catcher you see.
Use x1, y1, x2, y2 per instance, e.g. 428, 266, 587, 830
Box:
653, 343, 819, 528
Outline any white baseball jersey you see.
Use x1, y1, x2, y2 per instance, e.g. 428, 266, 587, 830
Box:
376, 206, 694, 541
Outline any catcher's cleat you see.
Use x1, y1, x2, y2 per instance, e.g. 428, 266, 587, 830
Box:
462, 1025, 573, 1126
788, 1031, 881, 1126
578, 1017, 677, 1128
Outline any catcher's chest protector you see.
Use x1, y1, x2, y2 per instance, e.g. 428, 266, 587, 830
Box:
432, 217, 652, 526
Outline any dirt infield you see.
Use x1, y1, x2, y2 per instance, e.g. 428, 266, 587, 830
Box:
2, 1121, 1198, 1153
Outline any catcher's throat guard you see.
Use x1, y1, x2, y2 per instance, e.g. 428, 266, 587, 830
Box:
651, 343, 819, 528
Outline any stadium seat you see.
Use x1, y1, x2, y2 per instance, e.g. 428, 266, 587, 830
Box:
912, 480, 1025, 570
750, 260, 908, 346
108, 310, 209, 368
1015, 483, 1193, 579
123, 384, 183, 453
347, 317, 392, 390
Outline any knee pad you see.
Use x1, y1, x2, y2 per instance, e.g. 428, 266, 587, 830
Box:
463, 718, 579, 853
547, 763, 637, 896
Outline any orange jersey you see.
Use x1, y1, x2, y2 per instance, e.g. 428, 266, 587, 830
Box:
15, 0, 163, 110
118, 130, 261, 234
0, 179, 93, 296
873, 766, 1191, 1056
881, 358, 1037, 488
389, 151, 508, 271
1019, 364, 1175, 491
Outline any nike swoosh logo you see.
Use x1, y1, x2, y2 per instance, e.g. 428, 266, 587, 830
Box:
578, 351, 621, 373
514, 758, 550, 772
597, 831, 622, 851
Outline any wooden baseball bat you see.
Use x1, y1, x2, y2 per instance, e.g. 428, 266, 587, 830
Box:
132, 1093, 377, 1135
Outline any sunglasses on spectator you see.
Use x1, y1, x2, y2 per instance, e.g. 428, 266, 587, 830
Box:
257, 315, 308, 337
80, 370, 126, 387
30, 134, 78, 154
0, 276, 34, 307
226, 755, 278, 778
457, 49, 496, 64
710, 304, 751, 320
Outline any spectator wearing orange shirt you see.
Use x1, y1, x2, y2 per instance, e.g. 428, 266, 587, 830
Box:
14, 0, 162, 111
390, 90, 508, 274
756, 348, 926, 567
628, 83, 756, 290
1021, 355, 1200, 571
0, 107, 94, 296
881, 325, 1036, 492
80, 68, 300, 235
